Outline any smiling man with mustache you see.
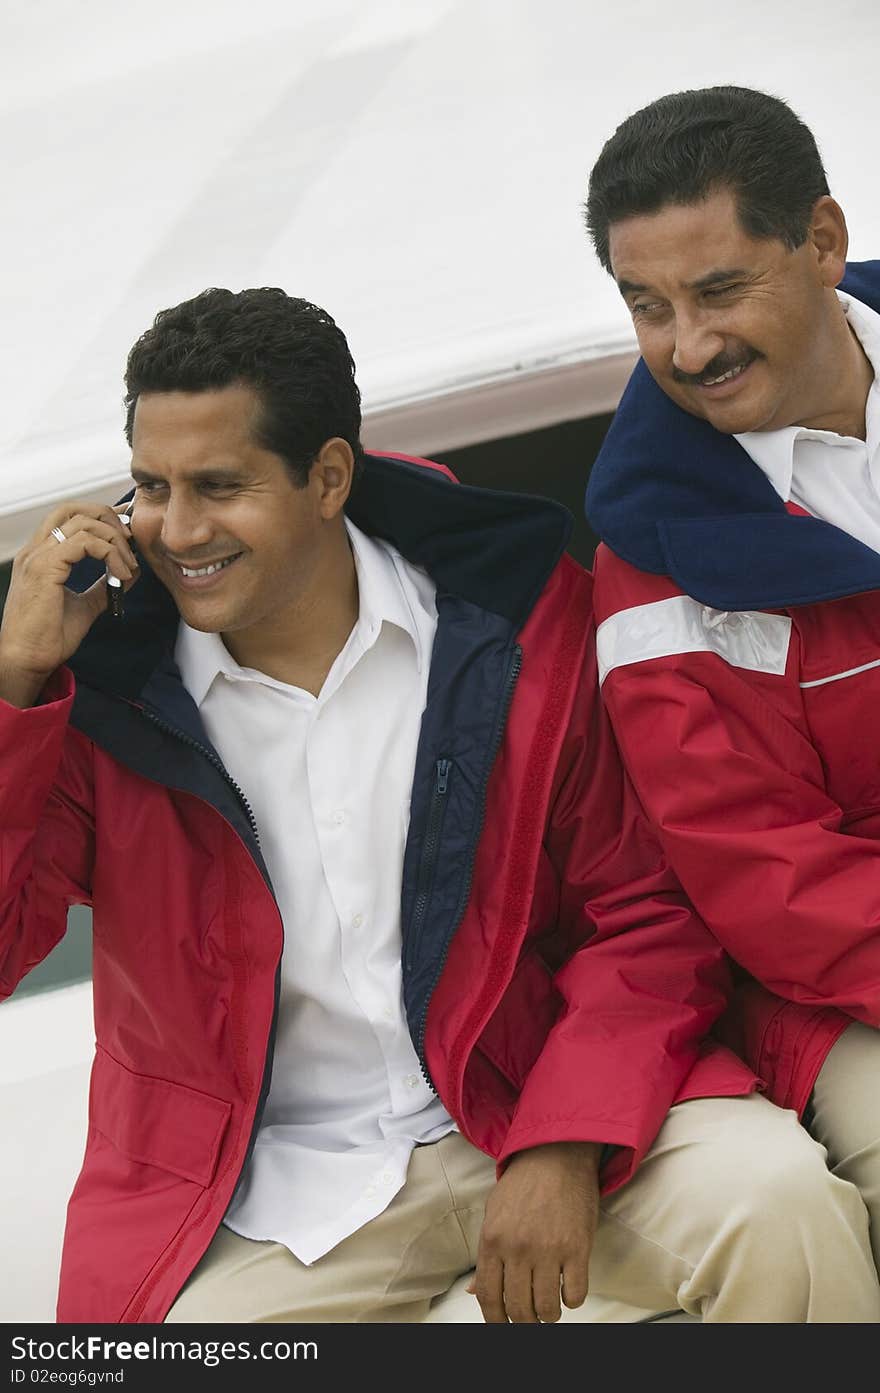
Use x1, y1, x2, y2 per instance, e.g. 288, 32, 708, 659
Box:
586, 85, 880, 1294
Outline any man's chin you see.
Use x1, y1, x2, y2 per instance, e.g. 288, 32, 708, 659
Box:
181, 614, 229, 635
174, 595, 240, 634
699, 404, 761, 434
671, 385, 769, 436
154, 571, 247, 634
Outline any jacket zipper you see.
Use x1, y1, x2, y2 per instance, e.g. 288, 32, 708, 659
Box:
414, 643, 522, 1086
140, 707, 261, 849
404, 757, 452, 973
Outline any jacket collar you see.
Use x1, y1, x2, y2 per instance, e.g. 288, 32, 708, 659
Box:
585, 260, 880, 611
67, 452, 571, 702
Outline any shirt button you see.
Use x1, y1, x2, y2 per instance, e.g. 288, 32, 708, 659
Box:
332, 810, 346, 826
352, 913, 364, 928
404, 1074, 420, 1089
365, 1185, 376, 1198
381, 1171, 393, 1184
382, 1006, 394, 1021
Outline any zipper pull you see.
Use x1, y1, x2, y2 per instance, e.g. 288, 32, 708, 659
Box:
436, 758, 451, 794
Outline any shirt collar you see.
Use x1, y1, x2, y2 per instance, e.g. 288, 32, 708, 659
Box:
734, 289, 880, 502
344, 516, 428, 674
175, 518, 427, 709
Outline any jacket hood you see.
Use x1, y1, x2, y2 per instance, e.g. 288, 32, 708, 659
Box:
585, 260, 880, 611
66, 451, 572, 701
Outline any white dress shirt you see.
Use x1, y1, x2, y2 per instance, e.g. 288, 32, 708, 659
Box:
735, 291, 880, 551
174, 519, 454, 1265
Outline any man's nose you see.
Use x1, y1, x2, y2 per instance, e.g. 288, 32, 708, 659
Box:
672, 314, 726, 378
159, 495, 212, 555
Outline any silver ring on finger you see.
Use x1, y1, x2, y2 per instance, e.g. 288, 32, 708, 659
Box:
50, 526, 68, 544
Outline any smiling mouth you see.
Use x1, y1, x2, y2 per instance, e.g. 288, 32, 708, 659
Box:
700, 362, 750, 386
688, 353, 761, 392
174, 553, 243, 579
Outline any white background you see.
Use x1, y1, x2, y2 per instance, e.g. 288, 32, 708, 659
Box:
1, 0, 879, 556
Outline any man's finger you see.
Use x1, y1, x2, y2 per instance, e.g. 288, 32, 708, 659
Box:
473, 1255, 507, 1324
39, 515, 138, 572
561, 1256, 589, 1311
502, 1261, 539, 1324
41, 529, 136, 583
40, 501, 127, 541
532, 1263, 564, 1323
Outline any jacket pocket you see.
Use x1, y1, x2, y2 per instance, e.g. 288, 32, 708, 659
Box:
89, 1046, 232, 1187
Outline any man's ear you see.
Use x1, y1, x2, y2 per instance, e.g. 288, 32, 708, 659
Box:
312, 438, 355, 520
809, 195, 849, 289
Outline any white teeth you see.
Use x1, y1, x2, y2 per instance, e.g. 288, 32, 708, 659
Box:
180, 556, 237, 578
702, 363, 748, 386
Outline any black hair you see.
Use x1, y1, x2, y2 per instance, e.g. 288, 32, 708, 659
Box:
124, 287, 364, 485
586, 86, 830, 274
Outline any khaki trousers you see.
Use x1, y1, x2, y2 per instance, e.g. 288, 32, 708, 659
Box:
166, 1022, 880, 1323
809, 1021, 880, 1274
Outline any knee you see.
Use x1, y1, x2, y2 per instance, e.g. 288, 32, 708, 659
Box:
720, 1135, 868, 1260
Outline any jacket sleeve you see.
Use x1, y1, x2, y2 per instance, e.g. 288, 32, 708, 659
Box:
0, 669, 94, 999
594, 562, 880, 1027
498, 635, 747, 1191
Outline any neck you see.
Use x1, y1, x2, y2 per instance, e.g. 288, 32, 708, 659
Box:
223, 524, 359, 695
795, 302, 874, 440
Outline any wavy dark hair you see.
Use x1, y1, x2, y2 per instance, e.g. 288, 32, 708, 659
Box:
586, 86, 830, 274
124, 287, 364, 485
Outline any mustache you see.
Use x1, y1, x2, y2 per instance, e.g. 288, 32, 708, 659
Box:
672, 349, 760, 386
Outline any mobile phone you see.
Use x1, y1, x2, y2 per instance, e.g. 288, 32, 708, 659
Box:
106, 573, 125, 619
106, 510, 133, 620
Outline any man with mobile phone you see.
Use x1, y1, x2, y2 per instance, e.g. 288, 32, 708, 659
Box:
0, 288, 876, 1324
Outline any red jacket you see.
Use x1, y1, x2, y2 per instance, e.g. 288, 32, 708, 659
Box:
592, 542, 878, 1112
0, 454, 756, 1322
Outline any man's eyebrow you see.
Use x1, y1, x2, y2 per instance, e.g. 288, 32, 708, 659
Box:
130, 466, 246, 484
617, 268, 752, 298
617, 278, 647, 297
686, 267, 751, 290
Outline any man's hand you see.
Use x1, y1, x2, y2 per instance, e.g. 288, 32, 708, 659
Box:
0, 501, 137, 707
471, 1140, 601, 1323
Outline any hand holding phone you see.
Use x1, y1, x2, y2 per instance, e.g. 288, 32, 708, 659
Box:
0, 500, 138, 707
